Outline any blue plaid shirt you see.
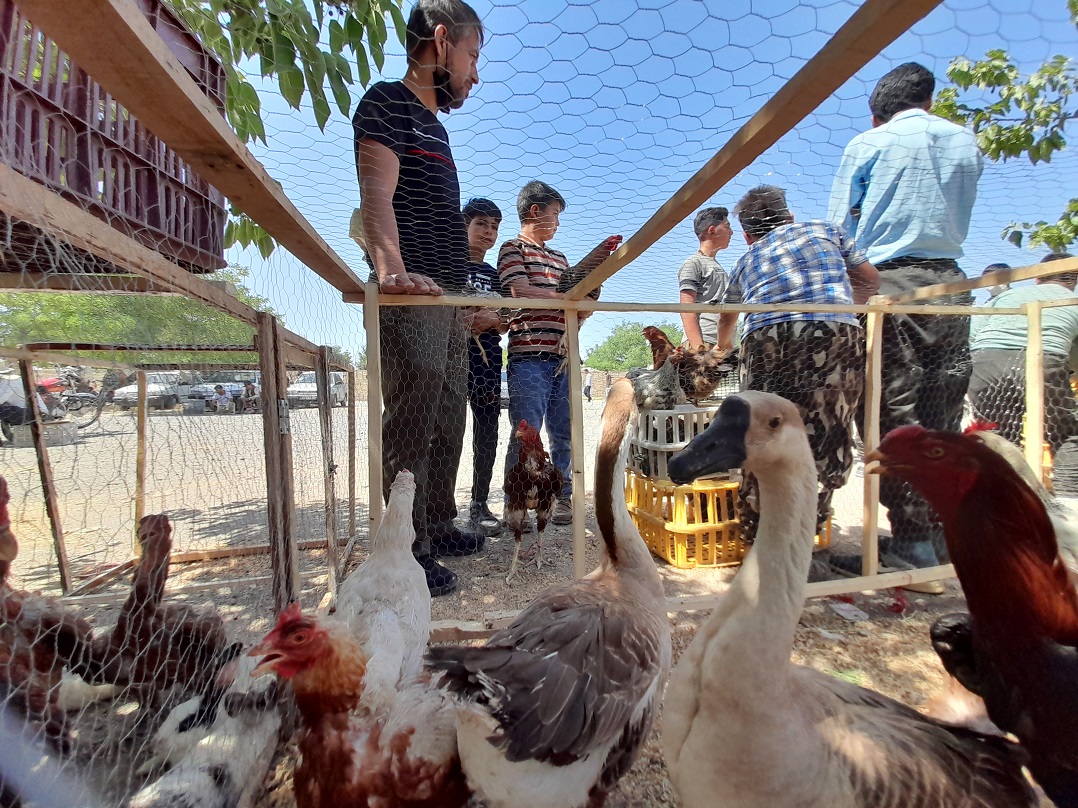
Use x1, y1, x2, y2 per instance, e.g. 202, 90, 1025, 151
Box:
724, 220, 866, 334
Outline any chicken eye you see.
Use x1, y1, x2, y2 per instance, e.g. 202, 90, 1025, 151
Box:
290, 632, 307, 644
768, 417, 781, 429
925, 446, 945, 459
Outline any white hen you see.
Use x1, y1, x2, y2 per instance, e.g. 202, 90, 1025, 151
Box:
334, 470, 431, 709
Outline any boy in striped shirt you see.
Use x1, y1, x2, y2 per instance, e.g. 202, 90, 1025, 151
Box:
498, 181, 620, 523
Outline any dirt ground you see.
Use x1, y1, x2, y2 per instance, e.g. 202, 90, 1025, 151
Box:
1, 400, 1030, 806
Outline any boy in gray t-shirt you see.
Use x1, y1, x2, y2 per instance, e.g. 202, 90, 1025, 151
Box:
678, 207, 732, 348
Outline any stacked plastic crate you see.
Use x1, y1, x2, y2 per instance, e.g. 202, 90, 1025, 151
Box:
625, 402, 747, 569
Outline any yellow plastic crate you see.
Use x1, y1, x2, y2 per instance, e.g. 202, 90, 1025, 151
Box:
625, 470, 832, 569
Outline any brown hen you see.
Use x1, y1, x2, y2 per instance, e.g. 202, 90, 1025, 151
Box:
642, 326, 735, 404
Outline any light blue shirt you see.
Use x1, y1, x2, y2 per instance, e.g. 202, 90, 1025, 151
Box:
827, 109, 983, 265
971, 282, 1078, 357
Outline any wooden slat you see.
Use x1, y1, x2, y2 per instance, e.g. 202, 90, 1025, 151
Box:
62, 569, 324, 606
24, 342, 252, 353
170, 538, 346, 565
65, 559, 135, 597
18, 359, 71, 592
879, 256, 1078, 304
0, 274, 167, 294
0, 165, 320, 357
0, 346, 133, 371
563, 312, 588, 579
364, 284, 384, 535
315, 347, 340, 598
861, 312, 883, 577
1023, 302, 1046, 478
133, 370, 148, 554
14, 0, 364, 299
563, 0, 944, 300
347, 369, 358, 540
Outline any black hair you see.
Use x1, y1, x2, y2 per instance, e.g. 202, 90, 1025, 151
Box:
869, 63, 935, 123
1042, 252, 1077, 285
982, 262, 1011, 275
405, 0, 484, 61
1042, 252, 1075, 263
462, 197, 502, 223
693, 207, 729, 239
517, 181, 566, 222
734, 185, 791, 240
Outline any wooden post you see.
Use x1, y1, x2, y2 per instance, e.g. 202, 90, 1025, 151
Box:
347, 369, 357, 541
1023, 302, 1046, 478
257, 313, 299, 611
563, 310, 588, 579
18, 360, 71, 592
315, 347, 340, 600
364, 282, 384, 536
133, 369, 148, 554
860, 311, 883, 577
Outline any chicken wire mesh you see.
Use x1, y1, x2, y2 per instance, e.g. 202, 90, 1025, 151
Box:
0, 0, 1076, 803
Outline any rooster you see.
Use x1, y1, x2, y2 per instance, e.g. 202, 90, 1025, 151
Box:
627, 356, 687, 411
248, 471, 468, 808
71, 514, 230, 705
868, 425, 1078, 805
641, 326, 736, 404
425, 379, 671, 808
503, 420, 564, 584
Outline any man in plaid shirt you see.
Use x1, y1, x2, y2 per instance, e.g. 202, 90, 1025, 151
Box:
717, 185, 879, 549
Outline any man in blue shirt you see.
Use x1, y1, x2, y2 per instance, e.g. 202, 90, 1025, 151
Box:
828, 63, 983, 575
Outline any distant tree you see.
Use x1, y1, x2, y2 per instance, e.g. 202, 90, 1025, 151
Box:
328, 346, 355, 368
0, 265, 275, 365
166, 0, 407, 256
933, 2, 1078, 251
584, 321, 684, 371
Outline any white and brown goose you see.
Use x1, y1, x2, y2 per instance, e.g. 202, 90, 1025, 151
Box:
661, 391, 1036, 808
425, 378, 671, 808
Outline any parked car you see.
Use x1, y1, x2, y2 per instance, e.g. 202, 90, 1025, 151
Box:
188, 370, 262, 411
113, 371, 203, 410
286, 371, 347, 408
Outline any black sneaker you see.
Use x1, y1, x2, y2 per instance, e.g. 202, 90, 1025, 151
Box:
429, 527, 486, 558
415, 555, 458, 597
469, 501, 502, 537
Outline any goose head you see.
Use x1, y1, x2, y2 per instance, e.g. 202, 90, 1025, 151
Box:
668, 391, 812, 484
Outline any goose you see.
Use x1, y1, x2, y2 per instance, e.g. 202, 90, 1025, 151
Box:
661, 391, 1036, 808
425, 378, 671, 808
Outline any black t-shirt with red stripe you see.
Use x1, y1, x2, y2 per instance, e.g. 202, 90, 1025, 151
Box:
353, 81, 469, 291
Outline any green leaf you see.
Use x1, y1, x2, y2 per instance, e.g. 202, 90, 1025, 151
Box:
311, 87, 332, 131
354, 41, 371, 87
326, 54, 352, 115
328, 19, 345, 53
278, 66, 305, 108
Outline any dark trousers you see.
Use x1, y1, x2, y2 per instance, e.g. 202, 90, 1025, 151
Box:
738, 320, 864, 542
969, 349, 1078, 453
380, 305, 468, 556
468, 334, 501, 505
860, 258, 972, 559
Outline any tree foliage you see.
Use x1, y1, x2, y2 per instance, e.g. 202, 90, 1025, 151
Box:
0, 266, 275, 364
932, 5, 1078, 251
584, 321, 683, 371
166, 0, 407, 255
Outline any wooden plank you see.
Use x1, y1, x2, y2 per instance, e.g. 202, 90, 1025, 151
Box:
170, 538, 346, 565
14, 0, 364, 299
364, 284, 384, 535
62, 569, 324, 606
429, 620, 492, 644
1023, 302, 1046, 478
24, 342, 252, 353
0, 165, 321, 357
563, 311, 588, 579
315, 347, 340, 598
0, 346, 133, 371
18, 359, 71, 592
258, 313, 299, 610
66, 559, 136, 597
880, 256, 1078, 304
563, 0, 944, 301
133, 370, 148, 555
356, 292, 1013, 317
861, 312, 883, 577
0, 273, 168, 294
347, 369, 358, 540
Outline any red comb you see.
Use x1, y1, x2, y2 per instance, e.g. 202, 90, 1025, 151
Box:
963, 420, 998, 435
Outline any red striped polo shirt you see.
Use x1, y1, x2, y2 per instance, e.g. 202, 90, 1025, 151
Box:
498, 238, 574, 358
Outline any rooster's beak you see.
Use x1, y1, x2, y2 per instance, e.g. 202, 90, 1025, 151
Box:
862, 448, 896, 475
248, 637, 283, 678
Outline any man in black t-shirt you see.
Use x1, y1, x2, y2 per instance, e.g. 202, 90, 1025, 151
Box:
353, 0, 485, 596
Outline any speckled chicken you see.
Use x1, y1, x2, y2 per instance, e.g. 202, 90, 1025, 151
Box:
641, 325, 736, 404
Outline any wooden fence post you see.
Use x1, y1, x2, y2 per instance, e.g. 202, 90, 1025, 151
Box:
364, 283, 384, 537
134, 369, 148, 554
315, 347, 339, 599
860, 310, 883, 577
347, 368, 357, 542
563, 308, 588, 579
18, 359, 71, 592
257, 313, 299, 611
1023, 302, 1046, 480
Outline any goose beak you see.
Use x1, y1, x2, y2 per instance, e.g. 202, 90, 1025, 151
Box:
668, 396, 750, 484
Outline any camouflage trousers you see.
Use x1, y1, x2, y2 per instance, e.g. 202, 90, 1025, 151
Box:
738, 319, 865, 543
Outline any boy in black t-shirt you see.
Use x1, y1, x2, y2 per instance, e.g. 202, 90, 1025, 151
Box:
353, 0, 485, 597
461, 198, 506, 536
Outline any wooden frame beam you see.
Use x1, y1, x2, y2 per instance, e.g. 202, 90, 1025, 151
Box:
0, 164, 320, 358
0, 274, 170, 294
315, 346, 340, 598
879, 256, 1078, 304
0, 346, 133, 371
13, 0, 364, 299
563, 0, 944, 300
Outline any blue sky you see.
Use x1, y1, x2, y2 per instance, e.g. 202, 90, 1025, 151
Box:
235, 0, 1078, 359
